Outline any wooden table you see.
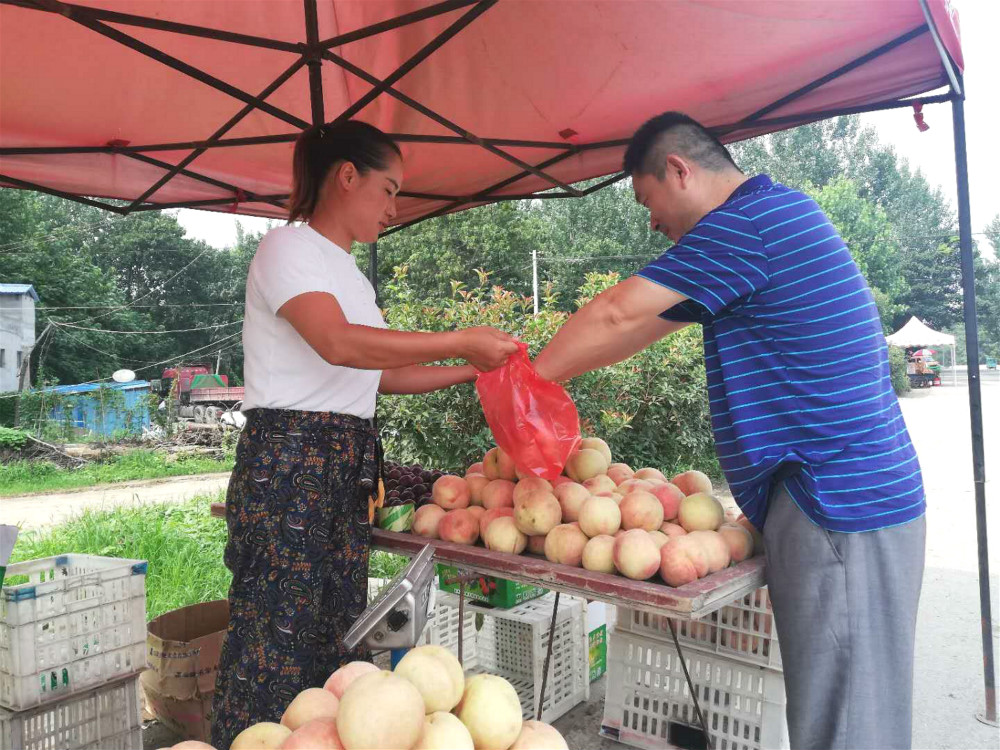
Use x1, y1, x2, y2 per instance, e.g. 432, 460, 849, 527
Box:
209, 502, 765, 620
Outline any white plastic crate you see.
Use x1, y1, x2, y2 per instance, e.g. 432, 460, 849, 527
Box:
616, 587, 781, 670
600, 631, 788, 750
0, 554, 147, 710
425, 591, 589, 723
0, 672, 142, 750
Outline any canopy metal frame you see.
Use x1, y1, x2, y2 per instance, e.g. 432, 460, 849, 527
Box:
0, 0, 994, 725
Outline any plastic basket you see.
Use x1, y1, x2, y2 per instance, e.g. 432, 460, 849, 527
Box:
0, 672, 143, 750
425, 591, 589, 723
600, 631, 787, 750
616, 587, 781, 670
0, 554, 147, 710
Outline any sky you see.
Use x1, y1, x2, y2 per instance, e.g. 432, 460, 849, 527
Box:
176, 0, 998, 250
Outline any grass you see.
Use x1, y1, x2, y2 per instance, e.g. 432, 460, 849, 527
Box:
0, 449, 235, 497
7, 493, 409, 621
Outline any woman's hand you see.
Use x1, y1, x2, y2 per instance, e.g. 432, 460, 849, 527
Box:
458, 327, 519, 372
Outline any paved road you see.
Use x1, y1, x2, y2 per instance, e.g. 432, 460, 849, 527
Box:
3, 472, 232, 530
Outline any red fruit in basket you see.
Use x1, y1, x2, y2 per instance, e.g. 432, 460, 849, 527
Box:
619, 491, 665, 531
412, 505, 446, 538
671, 470, 713, 496
482, 479, 516, 509
687, 530, 731, 573
718, 523, 755, 563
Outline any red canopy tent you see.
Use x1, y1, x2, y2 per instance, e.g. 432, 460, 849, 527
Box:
0, 0, 993, 724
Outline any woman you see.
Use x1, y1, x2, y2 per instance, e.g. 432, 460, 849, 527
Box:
212, 120, 517, 748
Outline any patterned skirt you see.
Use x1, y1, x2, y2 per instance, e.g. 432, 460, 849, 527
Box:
211, 408, 379, 750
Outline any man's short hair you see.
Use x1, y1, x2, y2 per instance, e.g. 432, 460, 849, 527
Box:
623, 112, 740, 177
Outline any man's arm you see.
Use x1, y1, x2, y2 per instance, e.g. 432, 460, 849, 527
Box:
533, 276, 691, 382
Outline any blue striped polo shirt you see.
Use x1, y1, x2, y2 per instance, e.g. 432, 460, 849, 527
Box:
637, 174, 925, 533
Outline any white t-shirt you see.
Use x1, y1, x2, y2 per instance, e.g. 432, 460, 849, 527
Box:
242, 224, 387, 418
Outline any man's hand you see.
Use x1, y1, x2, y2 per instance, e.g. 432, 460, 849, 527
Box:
533, 276, 690, 382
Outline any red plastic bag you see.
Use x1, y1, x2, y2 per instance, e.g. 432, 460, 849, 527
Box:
475, 342, 581, 480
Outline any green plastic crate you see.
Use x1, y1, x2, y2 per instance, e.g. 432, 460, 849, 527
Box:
436, 565, 547, 609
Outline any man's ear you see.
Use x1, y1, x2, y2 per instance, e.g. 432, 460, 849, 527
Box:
666, 154, 693, 188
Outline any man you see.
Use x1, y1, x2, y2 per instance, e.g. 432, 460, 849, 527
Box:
534, 112, 925, 750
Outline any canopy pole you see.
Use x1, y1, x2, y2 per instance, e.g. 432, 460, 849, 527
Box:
953, 341, 957, 387
369, 242, 379, 305
952, 93, 997, 726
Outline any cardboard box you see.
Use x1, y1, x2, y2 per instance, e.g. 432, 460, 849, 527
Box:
587, 601, 608, 682
143, 599, 229, 742
436, 564, 547, 609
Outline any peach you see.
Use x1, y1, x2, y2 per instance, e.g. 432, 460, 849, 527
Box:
514, 490, 562, 536
583, 475, 618, 496
509, 720, 569, 750
438, 509, 480, 546
466, 461, 484, 476
578, 495, 621, 537
737, 516, 764, 554
281, 719, 343, 750
613, 529, 662, 580
688, 530, 731, 573
607, 463, 634, 485
579, 437, 612, 465
324, 661, 379, 699
513, 477, 553, 503
660, 521, 687, 538
670, 535, 710, 577
465, 473, 490, 506
671, 470, 713, 496
336, 671, 424, 750
412, 504, 446, 538
394, 645, 464, 713
483, 516, 528, 554
553, 482, 590, 522
659, 543, 701, 588
479, 507, 514, 538
282, 688, 339, 730
582, 535, 617, 574
565, 448, 609, 482
543, 524, 589, 566
232, 723, 291, 750
551, 475, 575, 488
483, 447, 517, 481
414, 712, 474, 750
677, 492, 725, 531
648, 530, 670, 550
481, 479, 516, 509
634, 467, 667, 484
455, 675, 523, 750
617, 478, 656, 495
650, 483, 684, 521
432, 475, 470, 510
465, 506, 486, 525
718, 524, 755, 563
527, 533, 547, 555
619, 491, 665, 531
173, 744, 219, 750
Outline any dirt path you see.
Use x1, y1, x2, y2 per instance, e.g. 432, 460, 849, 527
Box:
3, 472, 232, 530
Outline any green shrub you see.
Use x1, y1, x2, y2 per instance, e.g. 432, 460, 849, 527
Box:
378, 269, 716, 477
0, 426, 28, 451
889, 346, 911, 396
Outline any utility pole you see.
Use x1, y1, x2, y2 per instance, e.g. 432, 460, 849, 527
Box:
216, 348, 222, 375
532, 247, 539, 316
13, 322, 53, 426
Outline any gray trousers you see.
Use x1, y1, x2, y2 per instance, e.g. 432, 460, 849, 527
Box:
763, 485, 926, 750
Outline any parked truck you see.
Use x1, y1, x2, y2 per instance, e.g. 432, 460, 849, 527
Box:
156, 364, 244, 423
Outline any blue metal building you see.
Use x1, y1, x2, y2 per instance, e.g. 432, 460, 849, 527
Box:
44, 380, 152, 437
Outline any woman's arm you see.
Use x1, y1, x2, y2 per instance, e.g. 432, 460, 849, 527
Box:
379, 364, 477, 395
278, 292, 517, 372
